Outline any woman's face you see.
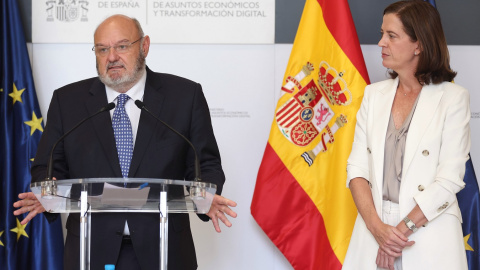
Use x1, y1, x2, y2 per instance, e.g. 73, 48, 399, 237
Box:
378, 13, 420, 75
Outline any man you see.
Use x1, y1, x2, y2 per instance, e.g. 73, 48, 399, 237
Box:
14, 15, 236, 270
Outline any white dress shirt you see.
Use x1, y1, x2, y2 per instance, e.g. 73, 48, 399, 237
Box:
104, 70, 147, 235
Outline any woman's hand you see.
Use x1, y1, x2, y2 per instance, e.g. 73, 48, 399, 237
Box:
376, 248, 395, 270
13, 192, 45, 225
371, 221, 415, 257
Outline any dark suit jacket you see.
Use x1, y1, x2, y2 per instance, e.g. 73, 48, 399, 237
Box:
32, 67, 225, 270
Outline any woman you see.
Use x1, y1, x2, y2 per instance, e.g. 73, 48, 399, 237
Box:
342, 1, 470, 270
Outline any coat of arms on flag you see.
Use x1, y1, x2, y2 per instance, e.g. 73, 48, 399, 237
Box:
276, 61, 352, 166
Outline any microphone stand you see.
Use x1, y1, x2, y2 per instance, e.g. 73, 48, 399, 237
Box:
134, 100, 202, 182
45, 102, 115, 181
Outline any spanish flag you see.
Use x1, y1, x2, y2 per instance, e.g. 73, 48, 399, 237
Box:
251, 0, 369, 269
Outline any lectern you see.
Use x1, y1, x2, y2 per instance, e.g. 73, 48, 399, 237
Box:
31, 178, 216, 270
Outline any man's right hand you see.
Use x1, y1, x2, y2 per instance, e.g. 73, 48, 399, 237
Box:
13, 192, 45, 225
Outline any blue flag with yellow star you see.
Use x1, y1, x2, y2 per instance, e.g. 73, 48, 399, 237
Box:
1, 0, 64, 269
423, 1, 480, 268
458, 157, 480, 270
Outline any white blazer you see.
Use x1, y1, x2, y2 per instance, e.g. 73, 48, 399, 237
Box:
343, 78, 470, 270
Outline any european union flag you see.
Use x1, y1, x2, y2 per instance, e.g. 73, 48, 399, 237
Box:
1, 0, 64, 269
424, 0, 479, 266
458, 156, 480, 270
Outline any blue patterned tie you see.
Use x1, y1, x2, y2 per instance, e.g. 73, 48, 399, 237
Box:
112, 94, 133, 179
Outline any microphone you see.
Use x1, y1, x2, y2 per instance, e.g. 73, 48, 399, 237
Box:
45, 102, 116, 180
134, 100, 202, 182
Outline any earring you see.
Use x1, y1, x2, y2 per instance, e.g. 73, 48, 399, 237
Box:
414, 51, 418, 56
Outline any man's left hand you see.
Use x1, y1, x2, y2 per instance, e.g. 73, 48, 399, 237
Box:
206, 195, 237, 232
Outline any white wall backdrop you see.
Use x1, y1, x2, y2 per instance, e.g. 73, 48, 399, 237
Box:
32, 0, 275, 44
29, 43, 480, 270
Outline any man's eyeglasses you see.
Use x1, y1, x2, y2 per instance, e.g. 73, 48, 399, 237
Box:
92, 37, 143, 56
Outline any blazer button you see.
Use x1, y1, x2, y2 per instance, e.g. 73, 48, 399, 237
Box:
422, 150, 429, 156
418, 185, 425, 191
367, 147, 371, 154
437, 202, 449, 212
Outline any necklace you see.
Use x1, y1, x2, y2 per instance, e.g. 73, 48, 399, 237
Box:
398, 89, 407, 96
397, 82, 422, 97
397, 85, 407, 96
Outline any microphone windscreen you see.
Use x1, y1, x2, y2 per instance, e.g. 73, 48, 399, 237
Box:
134, 100, 145, 109
104, 102, 116, 111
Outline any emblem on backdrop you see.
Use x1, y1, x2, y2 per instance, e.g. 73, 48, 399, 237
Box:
46, 0, 89, 22
276, 61, 352, 166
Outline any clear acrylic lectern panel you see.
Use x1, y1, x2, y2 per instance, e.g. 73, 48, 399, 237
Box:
30, 178, 217, 270
31, 178, 216, 214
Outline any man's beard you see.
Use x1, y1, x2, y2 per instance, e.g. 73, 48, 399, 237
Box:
97, 49, 146, 91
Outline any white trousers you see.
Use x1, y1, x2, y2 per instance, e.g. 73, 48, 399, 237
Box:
377, 200, 403, 270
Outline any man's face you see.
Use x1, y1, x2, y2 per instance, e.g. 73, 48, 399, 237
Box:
93, 16, 147, 92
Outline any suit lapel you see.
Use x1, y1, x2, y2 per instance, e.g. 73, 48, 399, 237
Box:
129, 69, 165, 177
86, 79, 123, 177
371, 78, 397, 198
403, 83, 444, 174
